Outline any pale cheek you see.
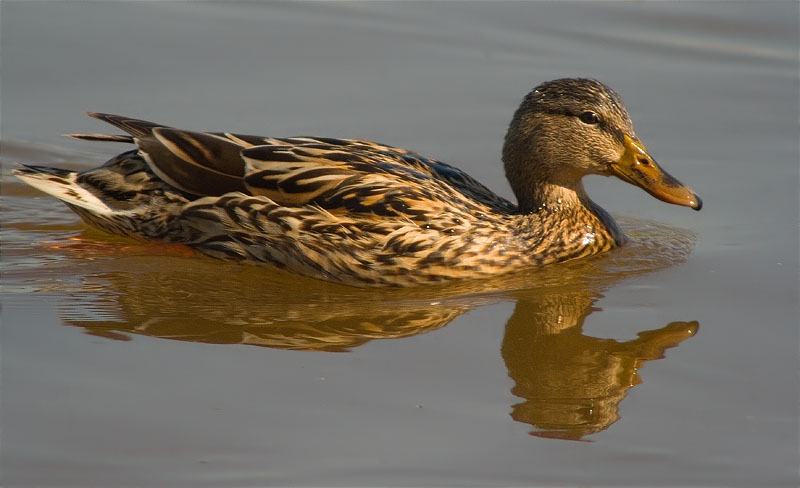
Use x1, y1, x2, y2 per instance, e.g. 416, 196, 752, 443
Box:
596, 147, 622, 165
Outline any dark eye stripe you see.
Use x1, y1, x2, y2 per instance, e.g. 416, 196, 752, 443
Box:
539, 109, 625, 143
540, 108, 601, 122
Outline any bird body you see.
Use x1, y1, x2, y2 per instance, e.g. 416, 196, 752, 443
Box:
14, 79, 700, 286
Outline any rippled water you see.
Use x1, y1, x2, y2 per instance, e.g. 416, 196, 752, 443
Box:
2, 2, 797, 487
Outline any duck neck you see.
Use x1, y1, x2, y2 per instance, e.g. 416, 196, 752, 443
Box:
520, 179, 590, 214
514, 179, 626, 264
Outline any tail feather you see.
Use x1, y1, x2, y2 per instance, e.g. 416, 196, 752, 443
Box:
64, 111, 169, 143
85, 112, 168, 138
13, 165, 114, 214
65, 133, 135, 143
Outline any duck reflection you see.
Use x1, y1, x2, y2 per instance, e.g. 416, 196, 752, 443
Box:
503, 293, 696, 440
59, 220, 697, 440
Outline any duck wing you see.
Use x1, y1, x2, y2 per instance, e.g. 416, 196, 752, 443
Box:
72, 113, 513, 212
241, 143, 515, 216
71, 113, 248, 196
241, 144, 453, 217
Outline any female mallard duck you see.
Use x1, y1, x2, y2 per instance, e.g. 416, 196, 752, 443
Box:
15, 78, 700, 286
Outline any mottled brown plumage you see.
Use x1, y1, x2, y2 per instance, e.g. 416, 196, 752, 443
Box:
14, 78, 701, 286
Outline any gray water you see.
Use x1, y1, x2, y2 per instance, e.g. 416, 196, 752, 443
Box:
2, 2, 798, 486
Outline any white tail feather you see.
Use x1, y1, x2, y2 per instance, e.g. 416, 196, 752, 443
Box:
13, 169, 114, 215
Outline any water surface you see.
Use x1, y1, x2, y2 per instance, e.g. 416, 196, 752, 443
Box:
2, 2, 797, 486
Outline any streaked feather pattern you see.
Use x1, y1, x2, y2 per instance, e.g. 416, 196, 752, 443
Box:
13, 111, 620, 286
15, 79, 699, 286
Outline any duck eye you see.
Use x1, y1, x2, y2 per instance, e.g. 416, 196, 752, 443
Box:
579, 111, 601, 124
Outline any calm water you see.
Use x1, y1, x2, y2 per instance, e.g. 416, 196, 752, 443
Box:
2, 2, 798, 486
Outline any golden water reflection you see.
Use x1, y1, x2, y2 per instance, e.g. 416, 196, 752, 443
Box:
51, 219, 697, 441
503, 295, 696, 440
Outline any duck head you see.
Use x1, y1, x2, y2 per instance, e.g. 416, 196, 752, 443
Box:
503, 78, 701, 213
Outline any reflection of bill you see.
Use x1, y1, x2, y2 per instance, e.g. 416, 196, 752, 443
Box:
503, 295, 697, 441
58, 218, 697, 440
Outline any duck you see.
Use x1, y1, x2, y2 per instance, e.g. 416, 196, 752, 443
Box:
14, 78, 701, 287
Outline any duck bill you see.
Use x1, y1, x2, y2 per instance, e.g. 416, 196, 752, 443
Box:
609, 135, 702, 210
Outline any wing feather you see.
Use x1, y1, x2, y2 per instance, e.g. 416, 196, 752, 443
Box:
75, 113, 514, 212
241, 145, 359, 204
241, 144, 463, 219
136, 128, 248, 196
240, 141, 513, 213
